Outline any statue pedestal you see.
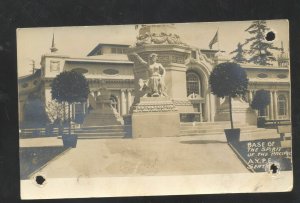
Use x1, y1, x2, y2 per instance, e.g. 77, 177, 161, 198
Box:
131, 97, 180, 138
215, 97, 257, 125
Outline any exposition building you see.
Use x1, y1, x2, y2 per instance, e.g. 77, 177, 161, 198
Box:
18, 24, 291, 130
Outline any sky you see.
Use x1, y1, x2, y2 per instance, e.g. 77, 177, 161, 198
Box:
17, 19, 289, 77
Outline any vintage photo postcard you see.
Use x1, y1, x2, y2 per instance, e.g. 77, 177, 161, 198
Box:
17, 20, 292, 199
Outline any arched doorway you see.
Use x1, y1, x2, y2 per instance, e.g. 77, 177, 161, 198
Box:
187, 72, 202, 97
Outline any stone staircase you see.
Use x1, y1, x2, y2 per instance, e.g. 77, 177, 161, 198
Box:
180, 121, 278, 137
74, 125, 129, 139
72, 121, 277, 139
82, 110, 123, 127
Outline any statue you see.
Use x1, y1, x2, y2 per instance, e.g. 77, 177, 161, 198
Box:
131, 53, 167, 97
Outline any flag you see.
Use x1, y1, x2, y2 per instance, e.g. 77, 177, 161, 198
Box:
209, 30, 219, 49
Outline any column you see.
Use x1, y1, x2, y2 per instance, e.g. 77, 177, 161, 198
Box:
205, 92, 210, 122
209, 93, 215, 122
127, 89, 132, 113
273, 91, 278, 120
121, 89, 126, 116
72, 103, 75, 120
269, 91, 273, 119
249, 90, 253, 103
82, 102, 86, 114
199, 103, 203, 122
288, 92, 291, 119
117, 96, 121, 115
86, 97, 89, 113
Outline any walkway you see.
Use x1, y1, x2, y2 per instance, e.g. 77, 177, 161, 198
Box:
25, 133, 250, 179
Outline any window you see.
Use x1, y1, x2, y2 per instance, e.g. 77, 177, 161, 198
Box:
111, 48, 117, 54
96, 48, 102, 55
50, 61, 60, 72
186, 72, 201, 96
117, 48, 123, 54
278, 95, 287, 116
111, 47, 125, 54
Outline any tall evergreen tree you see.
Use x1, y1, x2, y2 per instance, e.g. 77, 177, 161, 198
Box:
230, 42, 247, 63
244, 20, 279, 66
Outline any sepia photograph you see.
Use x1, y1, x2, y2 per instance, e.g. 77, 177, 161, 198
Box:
17, 20, 292, 199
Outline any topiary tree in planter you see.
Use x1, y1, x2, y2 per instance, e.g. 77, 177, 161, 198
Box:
209, 62, 249, 142
251, 89, 270, 127
51, 71, 89, 147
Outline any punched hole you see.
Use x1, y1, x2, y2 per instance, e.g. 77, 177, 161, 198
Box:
270, 163, 278, 174
35, 175, 46, 185
265, 31, 275, 41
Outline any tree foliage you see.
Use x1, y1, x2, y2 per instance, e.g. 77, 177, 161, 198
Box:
209, 62, 249, 98
51, 71, 89, 104
244, 20, 280, 66
46, 100, 68, 124
23, 95, 49, 128
251, 89, 270, 115
209, 62, 249, 129
230, 42, 247, 63
51, 71, 89, 134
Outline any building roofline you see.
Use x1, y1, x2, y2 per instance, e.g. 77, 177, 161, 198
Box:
87, 43, 131, 56
65, 58, 133, 64
18, 69, 41, 82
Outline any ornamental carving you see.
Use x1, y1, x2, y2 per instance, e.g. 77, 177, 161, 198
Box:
132, 100, 177, 113
136, 32, 187, 47
171, 55, 185, 64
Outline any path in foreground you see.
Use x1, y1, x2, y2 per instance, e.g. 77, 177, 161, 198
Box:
29, 134, 250, 178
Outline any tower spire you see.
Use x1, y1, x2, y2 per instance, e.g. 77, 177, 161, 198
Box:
50, 33, 58, 53
277, 41, 289, 67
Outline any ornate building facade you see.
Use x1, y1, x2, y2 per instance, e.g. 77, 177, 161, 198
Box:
18, 25, 291, 127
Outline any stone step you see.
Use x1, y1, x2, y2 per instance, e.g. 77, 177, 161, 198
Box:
75, 128, 125, 133
72, 124, 128, 139
77, 132, 126, 136
83, 116, 122, 119
180, 125, 258, 131
58, 134, 124, 139
180, 122, 253, 128
180, 128, 275, 134
180, 129, 263, 135
80, 124, 126, 130
82, 120, 122, 127
180, 128, 277, 137
78, 136, 124, 139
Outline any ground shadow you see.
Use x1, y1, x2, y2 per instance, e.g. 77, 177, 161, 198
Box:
19, 146, 69, 180
180, 140, 227, 144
